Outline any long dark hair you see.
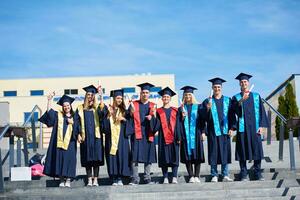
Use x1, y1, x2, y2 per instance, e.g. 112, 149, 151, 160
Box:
109, 96, 126, 121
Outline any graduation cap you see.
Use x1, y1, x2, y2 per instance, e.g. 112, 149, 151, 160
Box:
137, 82, 155, 91
208, 77, 226, 85
110, 89, 124, 97
180, 86, 197, 93
57, 95, 75, 106
235, 73, 252, 81
83, 85, 98, 94
158, 87, 176, 97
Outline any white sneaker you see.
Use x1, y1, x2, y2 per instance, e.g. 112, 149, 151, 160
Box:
211, 176, 218, 182
194, 177, 201, 183
117, 179, 123, 186
65, 179, 71, 188
93, 178, 99, 187
59, 181, 65, 187
223, 176, 233, 182
189, 177, 195, 183
87, 178, 93, 187
163, 177, 169, 184
112, 182, 118, 186
172, 177, 178, 184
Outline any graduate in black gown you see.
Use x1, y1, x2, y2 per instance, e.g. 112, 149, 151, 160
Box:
99, 89, 132, 186
178, 86, 206, 183
39, 93, 77, 188
231, 73, 269, 181
127, 82, 157, 185
151, 87, 181, 184
74, 85, 104, 187
202, 78, 236, 182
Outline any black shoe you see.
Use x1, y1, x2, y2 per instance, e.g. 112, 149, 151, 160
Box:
240, 175, 249, 181
255, 174, 265, 181
144, 179, 155, 184
129, 180, 139, 185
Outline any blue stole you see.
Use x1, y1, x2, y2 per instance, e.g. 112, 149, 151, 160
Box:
210, 96, 230, 136
234, 92, 260, 133
184, 104, 198, 156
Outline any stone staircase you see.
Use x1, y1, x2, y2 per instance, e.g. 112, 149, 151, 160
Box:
1, 169, 300, 200
1, 141, 300, 200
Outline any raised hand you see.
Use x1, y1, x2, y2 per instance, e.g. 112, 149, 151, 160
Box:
47, 91, 55, 101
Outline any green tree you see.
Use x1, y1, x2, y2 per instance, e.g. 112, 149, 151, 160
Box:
284, 83, 299, 137
275, 95, 288, 139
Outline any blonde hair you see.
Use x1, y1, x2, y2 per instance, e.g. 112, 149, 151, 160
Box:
182, 93, 198, 104
83, 93, 98, 110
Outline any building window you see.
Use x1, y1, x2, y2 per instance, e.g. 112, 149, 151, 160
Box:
122, 87, 136, 93
70, 89, 78, 95
3, 91, 17, 97
64, 89, 78, 95
150, 87, 162, 92
30, 90, 44, 96
24, 112, 39, 123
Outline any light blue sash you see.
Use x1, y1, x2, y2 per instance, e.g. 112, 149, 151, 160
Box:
234, 92, 260, 133
184, 104, 198, 156
211, 96, 230, 136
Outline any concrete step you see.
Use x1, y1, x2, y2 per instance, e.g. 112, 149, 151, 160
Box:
4, 170, 300, 190
3, 178, 300, 192
1, 186, 300, 200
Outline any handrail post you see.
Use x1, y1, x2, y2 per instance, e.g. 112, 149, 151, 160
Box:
31, 115, 37, 153
279, 120, 284, 161
9, 134, 14, 179
16, 137, 21, 167
23, 134, 29, 167
288, 128, 296, 170
0, 147, 4, 193
267, 110, 272, 145
39, 122, 43, 150
298, 128, 300, 152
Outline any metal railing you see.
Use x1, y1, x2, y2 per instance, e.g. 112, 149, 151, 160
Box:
0, 124, 10, 193
22, 105, 43, 152
0, 105, 43, 193
262, 98, 296, 170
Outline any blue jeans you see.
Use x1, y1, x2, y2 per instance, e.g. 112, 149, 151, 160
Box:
211, 164, 229, 177
162, 166, 178, 178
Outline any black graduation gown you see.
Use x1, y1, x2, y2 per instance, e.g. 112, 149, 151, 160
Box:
202, 96, 236, 165
39, 109, 77, 178
74, 107, 104, 167
231, 92, 269, 161
150, 107, 181, 168
178, 104, 205, 164
100, 105, 132, 177
126, 102, 157, 164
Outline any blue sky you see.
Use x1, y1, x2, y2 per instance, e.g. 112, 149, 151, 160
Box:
0, 0, 299, 100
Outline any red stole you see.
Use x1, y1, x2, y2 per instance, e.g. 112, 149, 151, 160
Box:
157, 107, 177, 145
133, 101, 155, 142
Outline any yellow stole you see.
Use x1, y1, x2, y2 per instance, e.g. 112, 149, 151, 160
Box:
57, 112, 73, 150
77, 104, 101, 141
109, 108, 122, 155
